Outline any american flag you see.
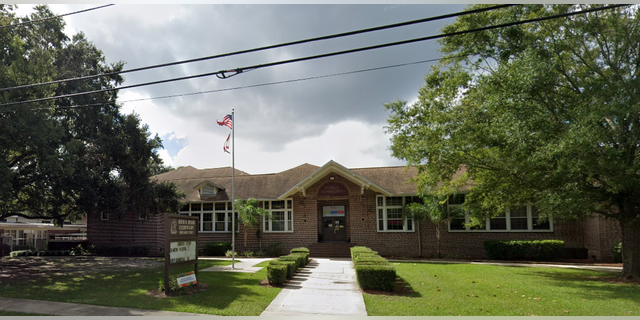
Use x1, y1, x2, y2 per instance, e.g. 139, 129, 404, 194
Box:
217, 114, 233, 129
223, 133, 230, 154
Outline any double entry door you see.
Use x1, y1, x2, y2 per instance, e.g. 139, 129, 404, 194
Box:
323, 217, 346, 242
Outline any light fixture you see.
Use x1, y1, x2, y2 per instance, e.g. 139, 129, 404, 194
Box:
330, 176, 335, 180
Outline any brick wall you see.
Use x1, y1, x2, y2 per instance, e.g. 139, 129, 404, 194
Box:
87, 211, 164, 256
87, 170, 622, 261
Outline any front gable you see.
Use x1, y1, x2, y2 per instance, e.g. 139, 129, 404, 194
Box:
278, 160, 393, 199
193, 180, 225, 198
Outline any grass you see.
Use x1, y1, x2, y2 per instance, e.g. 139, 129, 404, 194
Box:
363, 262, 640, 316
0, 259, 281, 316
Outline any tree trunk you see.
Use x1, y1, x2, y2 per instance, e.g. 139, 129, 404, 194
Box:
243, 227, 247, 248
620, 216, 640, 280
435, 223, 441, 258
417, 220, 422, 257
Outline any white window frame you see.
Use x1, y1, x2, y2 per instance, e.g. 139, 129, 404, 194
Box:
101, 212, 108, 220
263, 199, 294, 233
179, 202, 238, 233
376, 195, 415, 233
447, 200, 553, 232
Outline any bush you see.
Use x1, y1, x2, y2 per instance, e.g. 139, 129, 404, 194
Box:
355, 265, 396, 291
10, 250, 34, 257
203, 241, 232, 256
225, 250, 238, 257
280, 254, 305, 269
266, 241, 283, 257
350, 246, 378, 260
267, 264, 287, 285
270, 260, 296, 278
484, 240, 564, 260
290, 247, 310, 265
241, 250, 254, 257
613, 242, 622, 263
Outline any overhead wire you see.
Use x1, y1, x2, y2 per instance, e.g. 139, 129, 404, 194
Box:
0, 4, 514, 93
0, 4, 630, 109
0, 4, 114, 29
0, 57, 446, 113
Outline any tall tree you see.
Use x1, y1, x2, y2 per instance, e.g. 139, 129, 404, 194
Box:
0, 5, 183, 224
385, 5, 640, 279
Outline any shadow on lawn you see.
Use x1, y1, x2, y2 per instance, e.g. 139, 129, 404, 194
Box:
363, 275, 421, 297
509, 267, 639, 303
0, 261, 276, 314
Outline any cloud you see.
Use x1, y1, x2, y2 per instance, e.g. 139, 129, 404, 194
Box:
13, 4, 466, 172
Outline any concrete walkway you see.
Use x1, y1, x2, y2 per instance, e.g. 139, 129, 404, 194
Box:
200, 257, 273, 273
0, 297, 208, 316
260, 258, 367, 316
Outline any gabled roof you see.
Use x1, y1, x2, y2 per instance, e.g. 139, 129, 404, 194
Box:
152, 161, 417, 202
278, 160, 393, 199
193, 180, 225, 191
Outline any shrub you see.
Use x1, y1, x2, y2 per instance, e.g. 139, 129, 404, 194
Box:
355, 265, 396, 291
266, 241, 283, 257
225, 250, 238, 257
613, 242, 622, 263
270, 260, 296, 278
241, 250, 254, 257
354, 256, 388, 265
10, 250, 34, 257
203, 241, 232, 256
350, 246, 377, 260
484, 240, 564, 260
290, 252, 309, 266
280, 254, 305, 269
267, 264, 287, 285
290, 247, 310, 265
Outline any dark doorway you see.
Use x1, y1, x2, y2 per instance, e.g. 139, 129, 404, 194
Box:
322, 217, 346, 242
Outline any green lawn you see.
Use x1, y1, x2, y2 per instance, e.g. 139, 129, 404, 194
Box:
364, 262, 639, 316
0, 259, 281, 316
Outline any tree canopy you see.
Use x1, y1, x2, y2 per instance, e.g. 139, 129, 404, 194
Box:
385, 5, 640, 279
0, 5, 183, 225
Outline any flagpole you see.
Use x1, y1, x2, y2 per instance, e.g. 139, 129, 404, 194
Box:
231, 109, 235, 269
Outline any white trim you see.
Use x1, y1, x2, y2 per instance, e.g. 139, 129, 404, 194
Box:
278, 160, 392, 199
447, 202, 554, 232
376, 195, 415, 233
263, 199, 294, 233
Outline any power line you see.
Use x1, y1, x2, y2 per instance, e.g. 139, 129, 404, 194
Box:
0, 4, 115, 30
0, 4, 514, 93
0, 57, 445, 113
0, 4, 629, 108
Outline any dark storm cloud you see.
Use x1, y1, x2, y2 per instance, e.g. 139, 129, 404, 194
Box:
62, 4, 465, 151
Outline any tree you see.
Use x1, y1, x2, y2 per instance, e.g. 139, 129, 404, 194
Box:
385, 5, 640, 279
404, 194, 459, 258
235, 198, 270, 249
0, 5, 183, 224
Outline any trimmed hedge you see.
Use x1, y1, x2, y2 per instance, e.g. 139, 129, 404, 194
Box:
350, 246, 396, 292
203, 241, 232, 256
290, 247, 310, 265
355, 265, 396, 291
484, 240, 565, 260
270, 260, 296, 278
280, 254, 305, 269
267, 264, 287, 285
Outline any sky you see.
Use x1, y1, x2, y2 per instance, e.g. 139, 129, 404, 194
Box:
13, 3, 466, 174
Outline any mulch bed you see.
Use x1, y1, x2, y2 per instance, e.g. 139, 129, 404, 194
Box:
146, 283, 210, 298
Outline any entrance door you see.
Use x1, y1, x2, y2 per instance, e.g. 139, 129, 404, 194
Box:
322, 217, 346, 242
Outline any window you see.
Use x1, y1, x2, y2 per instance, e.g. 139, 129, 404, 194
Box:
263, 199, 293, 232
179, 202, 238, 232
447, 196, 553, 232
100, 212, 108, 220
138, 211, 147, 220
376, 196, 414, 232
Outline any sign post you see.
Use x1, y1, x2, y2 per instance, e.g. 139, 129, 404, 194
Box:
164, 214, 199, 296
